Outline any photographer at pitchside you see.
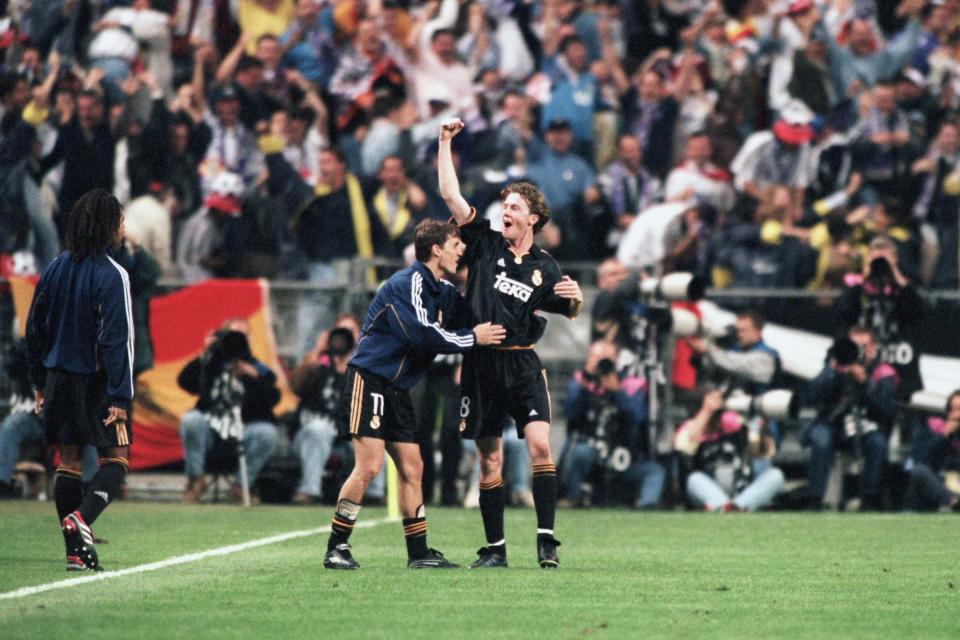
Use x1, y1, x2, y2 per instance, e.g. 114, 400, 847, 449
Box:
178, 319, 280, 504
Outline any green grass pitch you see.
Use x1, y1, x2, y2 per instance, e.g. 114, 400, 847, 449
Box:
1, 501, 957, 639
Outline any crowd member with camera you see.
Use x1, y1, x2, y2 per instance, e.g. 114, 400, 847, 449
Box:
804, 326, 899, 511
906, 390, 960, 512
178, 318, 280, 504
287, 324, 356, 506
833, 236, 924, 400
560, 340, 664, 510
674, 388, 784, 512
688, 309, 783, 449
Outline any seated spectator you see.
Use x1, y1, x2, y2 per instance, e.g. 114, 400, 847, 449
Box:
907, 390, 960, 512
178, 319, 280, 504
803, 326, 899, 511
288, 326, 354, 505
560, 340, 663, 509
674, 388, 784, 512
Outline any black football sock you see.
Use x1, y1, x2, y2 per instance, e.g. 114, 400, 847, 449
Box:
54, 467, 85, 522
532, 463, 558, 540
479, 476, 506, 554
328, 499, 361, 551
403, 505, 429, 559
78, 458, 128, 526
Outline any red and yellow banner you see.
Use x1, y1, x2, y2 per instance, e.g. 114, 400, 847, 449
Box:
11, 277, 297, 470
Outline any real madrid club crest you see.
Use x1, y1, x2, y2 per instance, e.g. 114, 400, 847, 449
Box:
370, 415, 381, 430
532, 269, 542, 287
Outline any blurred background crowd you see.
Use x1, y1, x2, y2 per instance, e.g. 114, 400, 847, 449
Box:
0, 0, 959, 513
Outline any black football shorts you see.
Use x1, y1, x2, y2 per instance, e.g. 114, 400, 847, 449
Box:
43, 369, 131, 449
458, 348, 552, 440
338, 366, 417, 443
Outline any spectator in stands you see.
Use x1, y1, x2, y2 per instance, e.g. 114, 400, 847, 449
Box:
280, 0, 338, 86
822, 0, 926, 99
235, 0, 294, 53
368, 156, 428, 260
560, 339, 663, 509
907, 390, 960, 512
803, 326, 899, 511
328, 17, 405, 128
200, 83, 264, 189
288, 325, 354, 505
261, 138, 389, 354
912, 121, 960, 288
525, 117, 602, 258
851, 82, 913, 202
123, 181, 175, 277
178, 318, 280, 504
360, 96, 449, 178
674, 388, 784, 512
665, 131, 735, 213
541, 34, 602, 160
40, 87, 118, 234
177, 171, 249, 282
731, 107, 816, 222
620, 67, 679, 178
411, 21, 484, 124
598, 134, 661, 252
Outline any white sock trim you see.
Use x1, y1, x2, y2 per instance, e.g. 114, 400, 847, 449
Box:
488, 539, 505, 547
537, 529, 554, 536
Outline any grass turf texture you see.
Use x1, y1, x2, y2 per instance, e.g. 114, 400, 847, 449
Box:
1, 502, 957, 639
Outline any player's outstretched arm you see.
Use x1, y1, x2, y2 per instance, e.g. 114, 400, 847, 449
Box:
472, 322, 507, 346
438, 118, 472, 224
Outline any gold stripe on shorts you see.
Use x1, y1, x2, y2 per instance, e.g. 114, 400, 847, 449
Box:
350, 372, 364, 435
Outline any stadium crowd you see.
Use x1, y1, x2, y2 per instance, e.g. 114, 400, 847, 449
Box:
1, 0, 960, 512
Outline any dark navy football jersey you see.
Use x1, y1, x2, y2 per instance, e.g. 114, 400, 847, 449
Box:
458, 210, 577, 347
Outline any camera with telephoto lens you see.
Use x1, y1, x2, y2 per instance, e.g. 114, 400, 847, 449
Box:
207, 329, 252, 363
639, 272, 706, 302
866, 256, 894, 287
326, 327, 356, 358
724, 389, 798, 420
829, 337, 864, 368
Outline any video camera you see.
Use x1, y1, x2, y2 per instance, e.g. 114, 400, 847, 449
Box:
724, 389, 798, 420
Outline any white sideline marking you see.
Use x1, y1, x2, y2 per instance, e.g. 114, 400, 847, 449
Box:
0, 517, 395, 602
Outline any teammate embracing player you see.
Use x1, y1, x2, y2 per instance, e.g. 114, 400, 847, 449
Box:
438, 119, 583, 569
323, 219, 506, 569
